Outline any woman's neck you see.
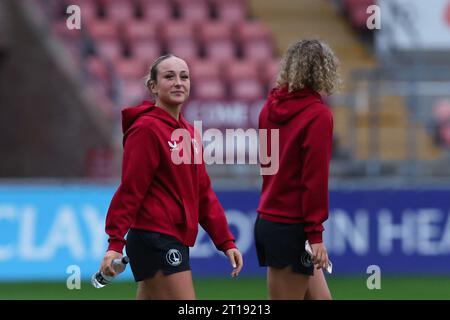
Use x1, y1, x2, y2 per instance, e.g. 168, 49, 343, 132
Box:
155, 101, 181, 121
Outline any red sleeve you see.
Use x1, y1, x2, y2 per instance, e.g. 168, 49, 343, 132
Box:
300, 107, 333, 244
105, 124, 160, 253
198, 163, 236, 253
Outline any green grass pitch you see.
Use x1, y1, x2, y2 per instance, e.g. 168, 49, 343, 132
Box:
1, 276, 450, 300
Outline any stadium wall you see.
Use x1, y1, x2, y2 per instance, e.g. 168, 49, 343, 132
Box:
1, 183, 450, 281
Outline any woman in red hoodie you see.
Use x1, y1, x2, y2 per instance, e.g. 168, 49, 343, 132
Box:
98, 54, 243, 299
255, 39, 340, 299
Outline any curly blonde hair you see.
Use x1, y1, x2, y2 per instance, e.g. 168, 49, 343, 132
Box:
276, 39, 341, 95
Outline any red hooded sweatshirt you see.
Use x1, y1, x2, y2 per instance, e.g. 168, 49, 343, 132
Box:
257, 86, 333, 244
105, 101, 236, 254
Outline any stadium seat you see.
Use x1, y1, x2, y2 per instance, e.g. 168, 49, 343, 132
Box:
119, 78, 149, 106
189, 59, 221, 81
128, 41, 161, 64
229, 78, 264, 101
199, 21, 233, 42
440, 125, 450, 147
204, 40, 236, 62
236, 21, 271, 42
260, 58, 281, 88
61, 0, 98, 21
166, 39, 199, 61
212, 0, 248, 22
225, 59, 264, 100
235, 21, 274, 61
431, 100, 450, 147
174, 0, 211, 22
225, 59, 259, 82
139, 0, 173, 22
344, 0, 374, 11
162, 20, 195, 42
113, 57, 147, 80
193, 78, 227, 100
86, 56, 111, 83
123, 21, 158, 43
87, 18, 124, 60
95, 40, 124, 60
200, 22, 236, 62
86, 18, 119, 38
349, 4, 369, 30
433, 100, 450, 121
84, 56, 115, 113
101, 0, 137, 22
343, 0, 376, 30
161, 21, 198, 59
242, 39, 274, 61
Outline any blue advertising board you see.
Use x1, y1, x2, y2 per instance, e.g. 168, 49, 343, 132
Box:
0, 185, 450, 280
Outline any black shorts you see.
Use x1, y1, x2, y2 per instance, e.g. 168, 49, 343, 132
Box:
254, 216, 314, 276
125, 229, 190, 282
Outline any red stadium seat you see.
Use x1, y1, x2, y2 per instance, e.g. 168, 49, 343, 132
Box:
212, 0, 248, 22
162, 21, 198, 59
236, 21, 271, 42
344, 0, 375, 11
87, 18, 119, 40
113, 57, 147, 80
64, 0, 98, 22
236, 22, 274, 61
260, 58, 281, 87
433, 101, 450, 121
229, 78, 264, 101
189, 59, 221, 81
242, 39, 274, 61
199, 21, 235, 61
123, 21, 158, 43
101, 0, 137, 22
128, 41, 161, 64
163, 21, 195, 42
86, 56, 111, 83
194, 78, 227, 100
204, 39, 236, 62
86, 19, 124, 61
349, 4, 370, 30
139, 0, 173, 22
225, 59, 259, 82
174, 0, 211, 22
119, 78, 149, 105
166, 39, 199, 61
440, 125, 450, 146
85, 56, 114, 109
96, 40, 124, 60
344, 0, 376, 30
199, 21, 233, 42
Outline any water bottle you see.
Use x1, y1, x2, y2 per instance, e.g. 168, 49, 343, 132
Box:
91, 256, 130, 288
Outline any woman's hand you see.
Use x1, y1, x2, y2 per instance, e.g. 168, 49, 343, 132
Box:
100, 250, 123, 276
310, 242, 329, 270
226, 248, 243, 278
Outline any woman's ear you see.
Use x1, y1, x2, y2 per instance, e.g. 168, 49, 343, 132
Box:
149, 80, 157, 96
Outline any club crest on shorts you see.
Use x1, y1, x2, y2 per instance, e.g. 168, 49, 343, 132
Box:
301, 251, 313, 268
166, 249, 182, 266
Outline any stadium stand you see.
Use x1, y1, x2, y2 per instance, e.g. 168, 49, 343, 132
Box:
8, 0, 449, 178
36, 0, 277, 107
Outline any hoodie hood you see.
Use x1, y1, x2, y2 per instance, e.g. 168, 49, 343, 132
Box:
267, 86, 323, 124
121, 101, 186, 133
